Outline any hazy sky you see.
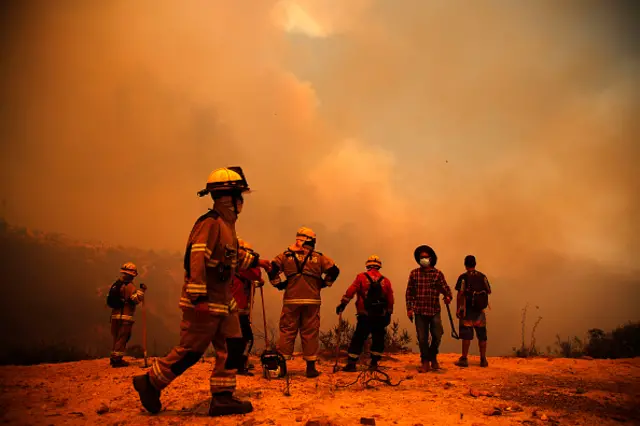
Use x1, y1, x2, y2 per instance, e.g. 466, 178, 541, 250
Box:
1, 0, 638, 354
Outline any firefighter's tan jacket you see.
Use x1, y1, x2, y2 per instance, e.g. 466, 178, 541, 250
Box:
270, 245, 337, 305
110, 282, 145, 323
179, 207, 259, 316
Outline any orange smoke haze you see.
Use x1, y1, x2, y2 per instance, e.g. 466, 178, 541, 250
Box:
1, 0, 638, 355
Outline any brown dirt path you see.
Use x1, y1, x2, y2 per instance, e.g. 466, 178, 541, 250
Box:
1, 353, 638, 425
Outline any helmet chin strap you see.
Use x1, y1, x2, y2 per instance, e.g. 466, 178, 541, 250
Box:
213, 193, 243, 216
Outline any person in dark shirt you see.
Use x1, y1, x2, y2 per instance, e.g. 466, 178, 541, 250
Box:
454, 255, 492, 368
405, 245, 452, 372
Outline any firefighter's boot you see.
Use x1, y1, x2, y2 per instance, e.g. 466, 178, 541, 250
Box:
306, 361, 321, 378
342, 360, 358, 372
418, 360, 431, 373
431, 356, 440, 370
369, 358, 379, 370
237, 357, 254, 376
133, 373, 162, 414
455, 356, 469, 367
111, 358, 130, 368
208, 392, 253, 417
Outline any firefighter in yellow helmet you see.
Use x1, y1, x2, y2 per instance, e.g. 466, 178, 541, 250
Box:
133, 167, 271, 417
336, 255, 394, 371
107, 262, 147, 367
267, 226, 340, 378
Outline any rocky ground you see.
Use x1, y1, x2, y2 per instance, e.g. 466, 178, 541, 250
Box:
1, 353, 639, 426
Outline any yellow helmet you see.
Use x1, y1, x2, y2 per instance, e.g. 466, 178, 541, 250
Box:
296, 227, 316, 241
120, 262, 138, 277
365, 255, 382, 269
197, 166, 250, 197
238, 238, 253, 251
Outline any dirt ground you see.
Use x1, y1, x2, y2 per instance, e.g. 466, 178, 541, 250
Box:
1, 353, 638, 426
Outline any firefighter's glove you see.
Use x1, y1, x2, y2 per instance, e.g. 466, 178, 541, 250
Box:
139, 283, 148, 291
407, 310, 414, 323
275, 280, 288, 291
456, 308, 464, 319
336, 303, 346, 315
444, 296, 452, 305
258, 259, 272, 272
254, 280, 265, 288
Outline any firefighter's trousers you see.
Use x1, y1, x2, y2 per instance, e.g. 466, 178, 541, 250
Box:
347, 314, 387, 362
225, 314, 254, 370
278, 304, 320, 361
110, 320, 133, 361
148, 309, 241, 395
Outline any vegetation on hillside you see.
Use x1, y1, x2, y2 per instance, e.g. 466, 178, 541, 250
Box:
0, 218, 184, 365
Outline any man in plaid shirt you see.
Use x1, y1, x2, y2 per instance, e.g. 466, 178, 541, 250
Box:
406, 245, 452, 372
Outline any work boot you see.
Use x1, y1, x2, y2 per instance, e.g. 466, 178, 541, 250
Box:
430, 357, 440, 370
247, 363, 255, 370
306, 361, 321, 378
369, 358, 379, 370
133, 373, 162, 414
418, 360, 431, 373
111, 358, 130, 368
454, 356, 469, 368
342, 361, 357, 372
480, 357, 489, 368
237, 366, 254, 377
208, 392, 253, 417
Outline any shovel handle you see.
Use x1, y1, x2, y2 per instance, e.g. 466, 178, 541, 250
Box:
445, 304, 460, 340
260, 287, 269, 348
333, 313, 342, 369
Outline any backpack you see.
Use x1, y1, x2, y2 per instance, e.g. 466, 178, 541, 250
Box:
464, 272, 489, 311
364, 274, 387, 316
106, 280, 126, 309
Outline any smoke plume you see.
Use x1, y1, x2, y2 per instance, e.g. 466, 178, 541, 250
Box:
1, 0, 638, 355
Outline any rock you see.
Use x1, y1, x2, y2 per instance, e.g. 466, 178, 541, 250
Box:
306, 417, 338, 426
540, 414, 548, 421
296, 416, 304, 422
484, 408, 502, 416
576, 387, 587, 394
360, 418, 375, 425
470, 388, 494, 398
444, 382, 453, 389
69, 412, 85, 416
96, 402, 109, 415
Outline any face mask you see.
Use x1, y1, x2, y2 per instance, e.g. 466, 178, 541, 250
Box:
419, 258, 430, 267
302, 240, 315, 249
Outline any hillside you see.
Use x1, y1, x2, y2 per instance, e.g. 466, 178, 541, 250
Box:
0, 218, 186, 362
0, 353, 638, 425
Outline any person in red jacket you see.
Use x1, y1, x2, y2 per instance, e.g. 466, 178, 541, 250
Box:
336, 255, 394, 371
225, 239, 264, 375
